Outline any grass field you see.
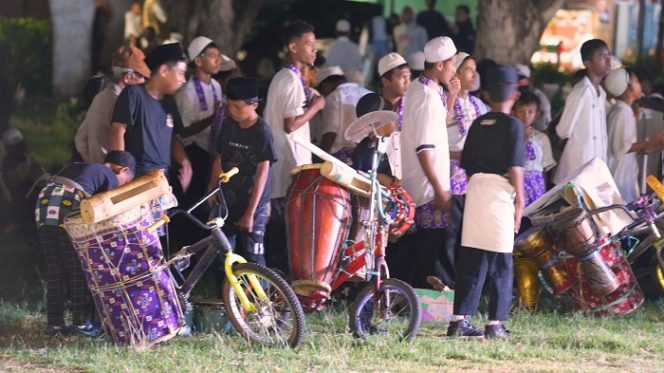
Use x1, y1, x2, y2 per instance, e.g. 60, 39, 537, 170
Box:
2, 233, 664, 373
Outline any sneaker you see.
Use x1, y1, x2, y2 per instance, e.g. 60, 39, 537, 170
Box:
76, 321, 102, 338
45, 325, 75, 337
447, 319, 484, 338
484, 323, 510, 339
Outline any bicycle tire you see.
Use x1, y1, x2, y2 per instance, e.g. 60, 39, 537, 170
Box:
348, 278, 421, 342
222, 262, 305, 348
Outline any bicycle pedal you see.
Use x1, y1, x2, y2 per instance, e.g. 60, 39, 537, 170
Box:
174, 257, 191, 272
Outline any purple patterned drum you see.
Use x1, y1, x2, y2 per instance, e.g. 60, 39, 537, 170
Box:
64, 204, 183, 347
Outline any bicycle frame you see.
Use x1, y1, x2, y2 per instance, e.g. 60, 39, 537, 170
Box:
331, 135, 391, 291
152, 169, 269, 314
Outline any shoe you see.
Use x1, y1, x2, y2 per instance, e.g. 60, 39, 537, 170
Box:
447, 319, 484, 338
45, 325, 75, 337
484, 323, 510, 339
76, 321, 102, 338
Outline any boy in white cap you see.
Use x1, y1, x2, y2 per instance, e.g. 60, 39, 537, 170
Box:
400, 36, 455, 289
75, 45, 150, 163
264, 20, 326, 273
554, 39, 612, 184
175, 36, 223, 210
604, 67, 664, 202
325, 19, 364, 85
316, 65, 372, 164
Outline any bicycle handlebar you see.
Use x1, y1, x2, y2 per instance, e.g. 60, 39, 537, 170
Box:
146, 167, 240, 232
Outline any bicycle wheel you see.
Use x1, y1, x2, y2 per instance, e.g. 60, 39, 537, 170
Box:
348, 278, 421, 342
222, 262, 305, 348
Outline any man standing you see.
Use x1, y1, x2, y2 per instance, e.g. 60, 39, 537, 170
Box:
264, 20, 326, 273
401, 36, 456, 289
175, 36, 222, 208
417, 0, 450, 40
554, 39, 612, 184
393, 6, 428, 59
325, 19, 364, 85
75, 46, 150, 163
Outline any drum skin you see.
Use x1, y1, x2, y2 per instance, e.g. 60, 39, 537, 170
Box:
286, 166, 351, 303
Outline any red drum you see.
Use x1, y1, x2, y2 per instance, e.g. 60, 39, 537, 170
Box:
514, 227, 575, 295
64, 204, 184, 347
565, 241, 644, 316
384, 186, 415, 240
550, 208, 618, 297
286, 164, 352, 310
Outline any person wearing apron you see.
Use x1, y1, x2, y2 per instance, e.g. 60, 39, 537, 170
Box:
447, 65, 525, 339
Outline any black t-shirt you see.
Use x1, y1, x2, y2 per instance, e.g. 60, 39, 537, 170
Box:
461, 112, 525, 176
214, 117, 276, 208
111, 85, 183, 175
59, 163, 118, 195
352, 136, 392, 177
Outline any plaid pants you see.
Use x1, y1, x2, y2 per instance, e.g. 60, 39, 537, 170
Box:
38, 225, 91, 326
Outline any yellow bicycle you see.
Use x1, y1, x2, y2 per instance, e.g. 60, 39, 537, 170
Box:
149, 168, 305, 347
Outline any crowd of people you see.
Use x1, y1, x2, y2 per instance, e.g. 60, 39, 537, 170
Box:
1, 1, 664, 341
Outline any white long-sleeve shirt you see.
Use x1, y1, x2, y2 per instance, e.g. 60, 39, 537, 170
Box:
554, 76, 608, 184
607, 100, 639, 202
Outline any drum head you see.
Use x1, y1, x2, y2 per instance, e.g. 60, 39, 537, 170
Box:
344, 110, 398, 142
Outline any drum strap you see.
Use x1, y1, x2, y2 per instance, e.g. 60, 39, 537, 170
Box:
50, 175, 92, 198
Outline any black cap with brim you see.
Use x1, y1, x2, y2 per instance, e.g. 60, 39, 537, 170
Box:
226, 77, 260, 103
104, 150, 136, 175
485, 65, 518, 102
145, 43, 187, 71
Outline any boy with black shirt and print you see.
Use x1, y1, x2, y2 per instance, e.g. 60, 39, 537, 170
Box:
208, 77, 276, 266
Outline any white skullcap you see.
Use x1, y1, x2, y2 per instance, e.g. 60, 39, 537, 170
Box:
423, 36, 457, 63
187, 36, 214, 59
454, 52, 471, 72
336, 19, 351, 33
603, 67, 630, 97
515, 63, 531, 79
407, 51, 425, 71
318, 65, 344, 84
378, 53, 407, 77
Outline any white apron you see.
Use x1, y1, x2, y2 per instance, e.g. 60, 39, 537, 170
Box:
461, 173, 516, 253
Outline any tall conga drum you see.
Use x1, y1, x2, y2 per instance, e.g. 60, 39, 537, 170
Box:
514, 227, 575, 295
286, 164, 352, 311
550, 208, 619, 297
64, 202, 184, 347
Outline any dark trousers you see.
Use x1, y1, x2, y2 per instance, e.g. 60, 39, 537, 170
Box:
223, 203, 270, 267
453, 246, 513, 321
412, 228, 446, 289
434, 195, 465, 289
38, 225, 92, 326
385, 233, 417, 283
265, 198, 290, 275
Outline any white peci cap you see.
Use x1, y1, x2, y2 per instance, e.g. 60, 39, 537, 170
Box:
423, 36, 457, 63
317, 65, 344, 84
407, 51, 425, 71
336, 19, 351, 33
378, 52, 407, 77
603, 67, 629, 97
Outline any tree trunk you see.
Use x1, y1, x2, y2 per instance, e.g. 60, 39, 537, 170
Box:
475, 0, 564, 65
49, 0, 95, 98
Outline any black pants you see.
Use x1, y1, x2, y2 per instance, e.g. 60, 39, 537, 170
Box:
38, 225, 92, 326
385, 233, 417, 284
453, 246, 513, 321
265, 198, 290, 275
412, 228, 446, 289
434, 195, 465, 289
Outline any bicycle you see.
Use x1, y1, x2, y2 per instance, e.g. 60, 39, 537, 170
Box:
148, 167, 306, 347
338, 131, 422, 341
